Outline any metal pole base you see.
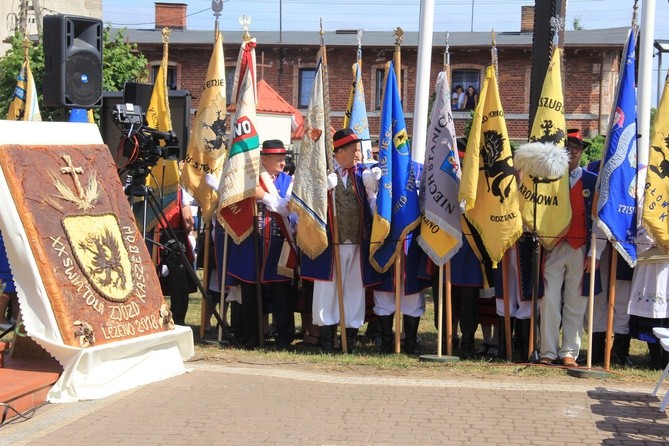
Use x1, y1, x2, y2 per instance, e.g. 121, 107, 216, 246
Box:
419, 354, 460, 363
566, 367, 612, 379
529, 350, 541, 364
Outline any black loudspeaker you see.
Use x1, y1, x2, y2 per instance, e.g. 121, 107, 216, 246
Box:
43, 14, 103, 108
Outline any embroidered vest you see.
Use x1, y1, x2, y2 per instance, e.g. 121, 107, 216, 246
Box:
335, 174, 360, 244
562, 179, 587, 249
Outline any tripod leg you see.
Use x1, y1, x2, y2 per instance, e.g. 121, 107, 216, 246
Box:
145, 189, 237, 346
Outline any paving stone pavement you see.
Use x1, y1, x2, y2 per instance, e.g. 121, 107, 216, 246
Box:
2, 361, 669, 445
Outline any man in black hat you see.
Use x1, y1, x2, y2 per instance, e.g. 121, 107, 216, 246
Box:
226, 139, 297, 350
301, 128, 382, 353
539, 129, 605, 366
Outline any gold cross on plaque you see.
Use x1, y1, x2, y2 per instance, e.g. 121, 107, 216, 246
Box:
60, 155, 85, 199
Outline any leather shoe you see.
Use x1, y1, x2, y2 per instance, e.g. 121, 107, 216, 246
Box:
539, 357, 554, 365
561, 357, 577, 367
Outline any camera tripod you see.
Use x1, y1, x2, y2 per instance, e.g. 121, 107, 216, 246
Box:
122, 171, 237, 346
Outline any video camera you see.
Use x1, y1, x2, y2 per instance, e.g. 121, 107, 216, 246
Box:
112, 103, 180, 169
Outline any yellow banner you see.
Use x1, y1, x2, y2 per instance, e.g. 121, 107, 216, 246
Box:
458, 66, 522, 265
643, 70, 669, 250
6, 58, 41, 121
180, 32, 227, 221
519, 47, 571, 249
146, 38, 179, 197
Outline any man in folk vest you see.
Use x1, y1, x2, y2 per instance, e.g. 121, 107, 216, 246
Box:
301, 128, 382, 353
226, 139, 297, 350
539, 129, 605, 366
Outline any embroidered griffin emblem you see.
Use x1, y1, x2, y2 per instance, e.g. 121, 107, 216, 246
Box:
649, 136, 669, 180
78, 229, 127, 291
202, 109, 227, 152
480, 129, 515, 203
529, 119, 566, 147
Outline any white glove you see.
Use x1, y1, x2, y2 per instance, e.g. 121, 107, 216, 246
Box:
362, 167, 381, 195
205, 173, 219, 191
327, 172, 338, 191
261, 195, 291, 217
160, 265, 169, 277
274, 197, 292, 217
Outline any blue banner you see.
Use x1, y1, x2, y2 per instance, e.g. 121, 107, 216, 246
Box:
369, 61, 420, 273
596, 28, 638, 267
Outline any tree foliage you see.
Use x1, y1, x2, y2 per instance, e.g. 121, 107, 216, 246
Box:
102, 27, 148, 93
0, 27, 147, 122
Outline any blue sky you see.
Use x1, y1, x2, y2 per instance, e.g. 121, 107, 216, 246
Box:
103, 0, 667, 35
103, 0, 669, 105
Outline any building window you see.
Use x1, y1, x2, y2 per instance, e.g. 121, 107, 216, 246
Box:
452, 69, 481, 111
374, 67, 406, 110
298, 68, 316, 108
226, 68, 235, 105
151, 64, 177, 90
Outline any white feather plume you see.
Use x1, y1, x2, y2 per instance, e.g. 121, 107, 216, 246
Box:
514, 141, 569, 179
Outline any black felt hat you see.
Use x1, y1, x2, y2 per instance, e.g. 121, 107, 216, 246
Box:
567, 129, 590, 149
260, 139, 292, 155
333, 128, 362, 150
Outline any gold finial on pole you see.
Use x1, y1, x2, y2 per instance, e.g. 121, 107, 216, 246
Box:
239, 15, 252, 42
394, 26, 404, 97
161, 27, 171, 60
161, 27, 171, 44
160, 27, 171, 75
394, 26, 404, 46
491, 28, 498, 77
22, 35, 30, 61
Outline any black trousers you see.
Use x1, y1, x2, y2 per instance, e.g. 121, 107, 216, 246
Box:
240, 281, 295, 346
431, 273, 480, 345
168, 264, 190, 325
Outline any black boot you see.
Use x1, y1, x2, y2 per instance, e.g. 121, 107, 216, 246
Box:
345, 328, 358, 353
379, 314, 395, 353
403, 315, 421, 355
457, 286, 478, 360
319, 325, 337, 354
514, 318, 531, 362
648, 341, 663, 370
612, 333, 631, 366
590, 332, 606, 366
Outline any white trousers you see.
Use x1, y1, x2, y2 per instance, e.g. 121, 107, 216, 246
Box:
495, 245, 532, 320
540, 242, 588, 361
373, 291, 425, 317
312, 244, 365, 328
591, 280, 631, 334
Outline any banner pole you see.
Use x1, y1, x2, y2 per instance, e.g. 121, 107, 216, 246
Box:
437, 264, 444, 357
604, 249, 618, 370
218, 229, 230, 344
321, 21, 347, 353
502, 250, 512, 360
200, 223, 211, 339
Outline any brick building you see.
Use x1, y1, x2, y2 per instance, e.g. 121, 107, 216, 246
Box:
117, 3, 628, 150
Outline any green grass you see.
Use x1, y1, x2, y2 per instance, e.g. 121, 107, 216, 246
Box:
176, 292, 662, 385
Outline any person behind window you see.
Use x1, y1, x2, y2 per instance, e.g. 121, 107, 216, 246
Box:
463, 85, 478, 110
452, 85, 465, 111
